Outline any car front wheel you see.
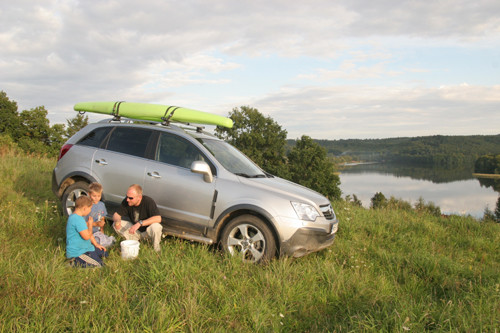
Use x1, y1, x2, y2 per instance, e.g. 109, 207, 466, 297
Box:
61, 181, 90, 216
220, 214, 276, 263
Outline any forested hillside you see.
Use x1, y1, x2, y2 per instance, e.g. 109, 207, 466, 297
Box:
294, 135, 500, 169
475, 154, 500, 174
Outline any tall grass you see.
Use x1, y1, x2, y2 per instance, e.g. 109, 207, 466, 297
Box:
0, 148, 499, 332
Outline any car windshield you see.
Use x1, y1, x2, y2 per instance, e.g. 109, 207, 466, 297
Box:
198, 138, 266, 178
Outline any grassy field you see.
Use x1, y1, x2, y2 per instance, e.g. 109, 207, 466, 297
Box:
0, 146, 499, 332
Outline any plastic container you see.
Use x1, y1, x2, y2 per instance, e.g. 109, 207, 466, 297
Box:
120, 240, 140, 259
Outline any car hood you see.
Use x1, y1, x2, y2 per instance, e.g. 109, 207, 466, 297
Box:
238, 175, 330, 206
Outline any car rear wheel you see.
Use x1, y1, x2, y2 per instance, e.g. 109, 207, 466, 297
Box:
221, 214, 276, 263
61, 181, 90, 216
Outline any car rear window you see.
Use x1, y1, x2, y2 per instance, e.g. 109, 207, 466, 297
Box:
106, 127, 153, 158
78, 127, 112, 148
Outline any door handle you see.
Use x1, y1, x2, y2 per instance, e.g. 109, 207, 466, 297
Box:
147, 171, 162, 179
95, 159, 108, 166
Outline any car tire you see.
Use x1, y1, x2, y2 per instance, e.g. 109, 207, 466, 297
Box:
220, 214, 277, 263
61, 181, 90, 216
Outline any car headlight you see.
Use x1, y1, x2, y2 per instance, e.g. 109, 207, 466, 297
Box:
291, 202, 320, 221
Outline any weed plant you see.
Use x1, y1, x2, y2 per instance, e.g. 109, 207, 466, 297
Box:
0, 148, 498, 332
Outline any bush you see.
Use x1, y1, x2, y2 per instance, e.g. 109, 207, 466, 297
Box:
387, 196, 413, 211
371, 192, 387, 209
0, 134, 18, 155
414, 197, 441, 217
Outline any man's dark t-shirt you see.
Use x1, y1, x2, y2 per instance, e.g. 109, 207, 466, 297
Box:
117, 195, 160, 233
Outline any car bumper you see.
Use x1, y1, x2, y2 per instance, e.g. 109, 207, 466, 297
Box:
280, 219, 338, 258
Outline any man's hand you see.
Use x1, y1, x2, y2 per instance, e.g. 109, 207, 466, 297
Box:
128, 223, 141, 235
113, 212, 122, 231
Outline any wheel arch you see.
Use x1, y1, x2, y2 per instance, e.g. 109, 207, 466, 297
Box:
56, 172, 97, 198
213, 204, 281, 253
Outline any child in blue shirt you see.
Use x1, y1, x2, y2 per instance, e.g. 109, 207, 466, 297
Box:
66, 195, 108, 267
87, 182, 115, 248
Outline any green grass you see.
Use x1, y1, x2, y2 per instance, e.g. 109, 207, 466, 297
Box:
1, 148, 499, 332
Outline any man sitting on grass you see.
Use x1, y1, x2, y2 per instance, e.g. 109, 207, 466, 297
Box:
113, 184, 163, 252
66, 196, 108, 268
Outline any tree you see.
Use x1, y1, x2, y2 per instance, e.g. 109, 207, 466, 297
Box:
0, 91, 67, 157
345, 194, 362, 207
17, 106, 66, 156
0, 90, 21, 137
19, 106, 52, 144
215, 106, 289, 177
371, 192, 387, 209
287, 135, 341, 200
352, 194, 363, 207
50, 124, 67, 153
483, 206, 496, 222
66, 113, 89, 139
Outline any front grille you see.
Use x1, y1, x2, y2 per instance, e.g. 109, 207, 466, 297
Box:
320, 204, 336, 220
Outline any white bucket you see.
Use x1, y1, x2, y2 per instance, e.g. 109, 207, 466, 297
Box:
120, 240, 140, 259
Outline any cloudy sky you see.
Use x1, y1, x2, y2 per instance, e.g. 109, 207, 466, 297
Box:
1, 0, 499, 140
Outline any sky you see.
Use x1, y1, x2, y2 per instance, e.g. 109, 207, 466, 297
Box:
1, 0, 499, 140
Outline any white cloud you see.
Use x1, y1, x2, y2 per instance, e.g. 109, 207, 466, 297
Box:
254, 84, 500, 139
0, 0, 499, 139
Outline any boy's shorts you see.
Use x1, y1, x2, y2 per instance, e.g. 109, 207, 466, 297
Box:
71, 248, 108, 268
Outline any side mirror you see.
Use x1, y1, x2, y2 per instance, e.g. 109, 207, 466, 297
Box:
191, 161, 213, 183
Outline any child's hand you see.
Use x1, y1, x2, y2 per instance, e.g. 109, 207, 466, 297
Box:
96, 244, 106, 251
87, 216, 94, 228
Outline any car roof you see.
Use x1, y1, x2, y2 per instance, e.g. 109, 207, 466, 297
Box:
92, 118, 220, 140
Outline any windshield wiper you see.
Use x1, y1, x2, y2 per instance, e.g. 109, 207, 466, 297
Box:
234, 173, 267, 178
251, 174, 267, 178
234, 172, 251, 178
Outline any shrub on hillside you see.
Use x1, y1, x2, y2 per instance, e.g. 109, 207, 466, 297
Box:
414, 197, 441, 217
0, 134, 19, 155
370, 192, 387, 209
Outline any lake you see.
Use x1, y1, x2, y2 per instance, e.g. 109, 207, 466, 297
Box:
338, 163, 499, 218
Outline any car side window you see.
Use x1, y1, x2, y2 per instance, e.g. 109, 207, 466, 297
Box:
106, 127, 152, 158
77, 127, 112, 148
156, 133, 205, 168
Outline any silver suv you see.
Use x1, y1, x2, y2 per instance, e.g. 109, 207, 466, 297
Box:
52, 119, 338, 262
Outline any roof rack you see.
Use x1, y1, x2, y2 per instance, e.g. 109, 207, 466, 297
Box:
96, 116, 213, 136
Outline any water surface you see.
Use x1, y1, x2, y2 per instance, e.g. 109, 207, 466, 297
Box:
339, 164, 499, 218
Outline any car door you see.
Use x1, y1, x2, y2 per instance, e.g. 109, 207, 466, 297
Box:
93, 127, 154, 209
143, 131, 216, 235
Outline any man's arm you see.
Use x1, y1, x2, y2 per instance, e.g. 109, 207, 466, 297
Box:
113, 212, 122, 230
127, 215, 161, 234
127, 197, 161, 234
140, 215, 161, 226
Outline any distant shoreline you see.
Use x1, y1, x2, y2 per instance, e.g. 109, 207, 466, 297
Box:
340, 162, 379, 167
472, 173, 500, 179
